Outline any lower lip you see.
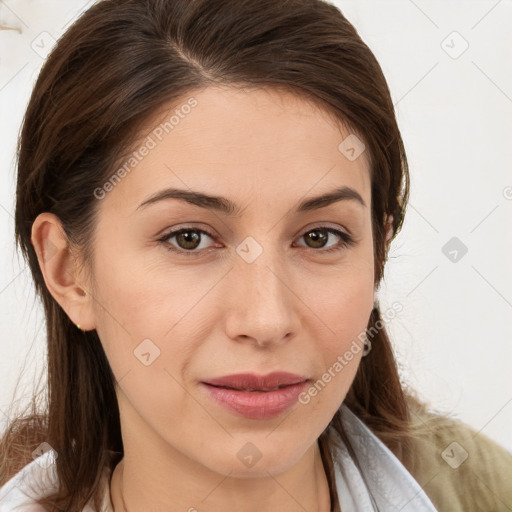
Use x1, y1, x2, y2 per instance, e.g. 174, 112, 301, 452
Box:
200, 381, 309, 419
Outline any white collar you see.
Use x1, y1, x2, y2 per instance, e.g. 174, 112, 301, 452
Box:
333, 404, 438, 512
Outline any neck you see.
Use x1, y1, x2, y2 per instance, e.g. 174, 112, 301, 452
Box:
109, 442, 332, 512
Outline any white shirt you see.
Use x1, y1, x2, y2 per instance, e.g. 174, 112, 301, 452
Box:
0, 404, 438, 511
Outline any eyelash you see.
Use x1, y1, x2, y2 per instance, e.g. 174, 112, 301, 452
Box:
156, 226, 355, 257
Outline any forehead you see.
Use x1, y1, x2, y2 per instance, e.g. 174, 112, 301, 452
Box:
102, 85, 371, 214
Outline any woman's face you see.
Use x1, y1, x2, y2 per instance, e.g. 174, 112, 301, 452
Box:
86, 85, 374, 477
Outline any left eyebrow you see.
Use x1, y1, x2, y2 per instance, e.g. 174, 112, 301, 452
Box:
135, 185, 366, 216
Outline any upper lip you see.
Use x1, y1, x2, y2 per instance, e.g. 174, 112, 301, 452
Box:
202, 372, 309, 391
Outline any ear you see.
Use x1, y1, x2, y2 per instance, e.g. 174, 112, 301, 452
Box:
30, 212, 96, 331
384, 214, 394, 245
374, 215, 395, 296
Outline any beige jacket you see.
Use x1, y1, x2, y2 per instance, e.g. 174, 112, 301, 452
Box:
404, 399, 512, 511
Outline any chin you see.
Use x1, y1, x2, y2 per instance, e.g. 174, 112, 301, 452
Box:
205, 439, 311, 478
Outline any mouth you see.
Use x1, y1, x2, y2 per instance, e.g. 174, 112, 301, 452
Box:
200, 379, 310, 419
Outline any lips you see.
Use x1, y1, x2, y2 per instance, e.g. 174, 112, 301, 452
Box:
200, 372, 310, 419
202, 371, 308, 391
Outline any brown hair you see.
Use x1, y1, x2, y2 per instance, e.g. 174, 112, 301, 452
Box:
1, 0, 413, 510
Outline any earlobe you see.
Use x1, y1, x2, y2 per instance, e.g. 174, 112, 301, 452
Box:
30, 212, 96, 331
384, 214, 394, 244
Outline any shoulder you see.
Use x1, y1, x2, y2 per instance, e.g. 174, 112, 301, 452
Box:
0, 450, 55, 511
0, 450, 112, 512
404, 396, 512, 512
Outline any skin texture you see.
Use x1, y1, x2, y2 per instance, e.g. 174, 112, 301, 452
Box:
31, 85, 377, 511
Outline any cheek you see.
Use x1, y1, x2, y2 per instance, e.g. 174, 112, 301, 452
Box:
298, 302, 371, 424
91, 269, 197, 431
302, 255, 374, 405
306, 249, 375, 341
90, 249, 211, 399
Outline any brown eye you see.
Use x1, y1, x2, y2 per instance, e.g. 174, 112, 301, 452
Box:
175, 230, 201, 250
303, 228, 329, 249
158, 228, 216, 255
296, 227, 354, 253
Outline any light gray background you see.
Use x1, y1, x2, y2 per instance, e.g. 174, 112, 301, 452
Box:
1, 0, 511, 453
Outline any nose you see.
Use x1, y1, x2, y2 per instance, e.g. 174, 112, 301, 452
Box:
224, 247, 301, 348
